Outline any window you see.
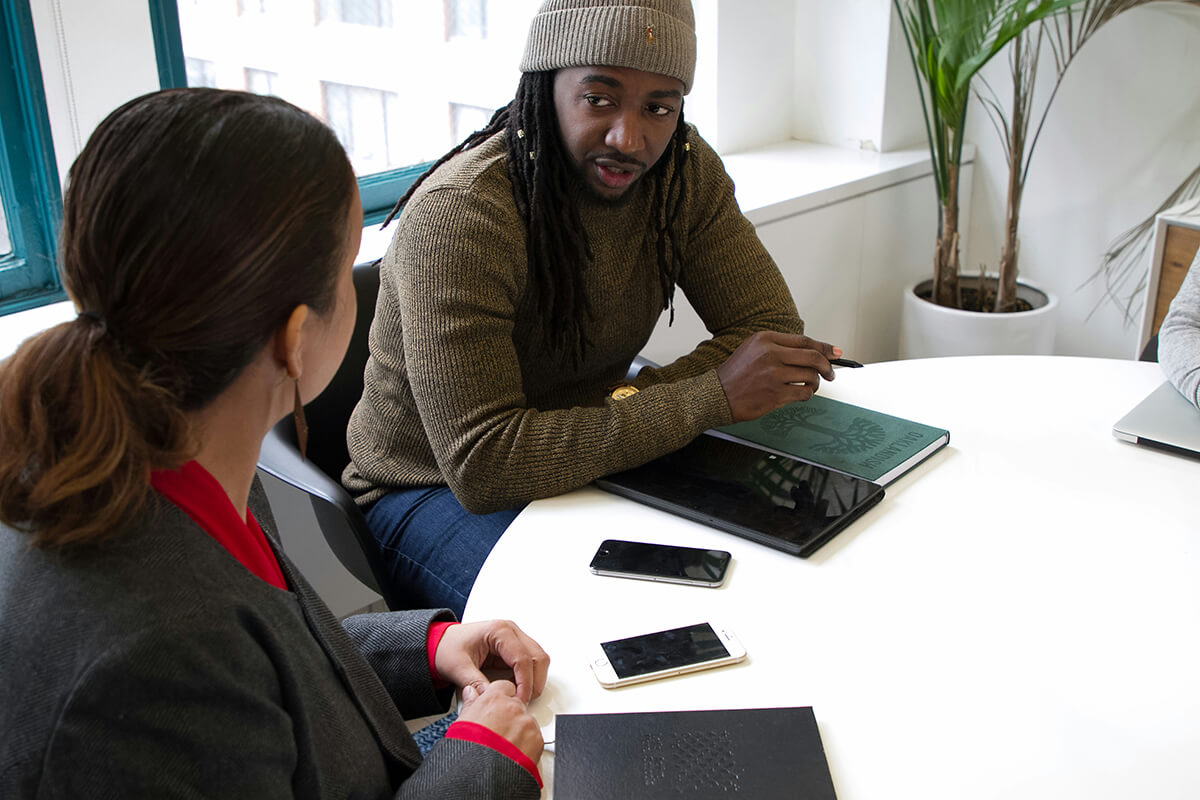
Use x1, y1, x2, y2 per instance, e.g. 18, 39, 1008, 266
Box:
0, 0, 64, 312
319, 0, 394, 28
164, 0, 541, 223
185, 58, 217, 88
450, 102, 495, 145
0, 202, 11, 257
238, 0, 291, 17
445, 0, 487, 40
245, 68, 279, 96
322, 82, 405, 175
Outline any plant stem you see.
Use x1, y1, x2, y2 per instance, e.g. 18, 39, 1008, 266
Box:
997, 31, 1030, 312
934, 162, 961, 308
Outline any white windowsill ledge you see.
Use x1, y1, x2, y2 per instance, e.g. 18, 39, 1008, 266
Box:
1, 139, 969, 360
724, 140, 961, 226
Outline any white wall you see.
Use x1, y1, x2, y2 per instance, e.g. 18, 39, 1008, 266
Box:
789, 1, 924, 154
962, 5, 1200, 358
878, 2, 926, 153
683, 0, 796, 153
644, 153, 972, 367
792, 0, 891, 151
712, 0, 795, 152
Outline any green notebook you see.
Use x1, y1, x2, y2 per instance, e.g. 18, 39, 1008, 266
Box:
712, 393, 949, 486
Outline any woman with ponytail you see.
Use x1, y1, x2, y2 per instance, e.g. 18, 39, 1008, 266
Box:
0, 89, 546, 799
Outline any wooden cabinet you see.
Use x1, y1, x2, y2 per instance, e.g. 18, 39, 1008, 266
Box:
1141, 211, 1200, 357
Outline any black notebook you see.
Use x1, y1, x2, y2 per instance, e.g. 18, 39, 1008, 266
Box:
554, 706, 838, 799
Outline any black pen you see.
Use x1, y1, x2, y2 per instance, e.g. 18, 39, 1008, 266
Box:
830, 357, 863, 368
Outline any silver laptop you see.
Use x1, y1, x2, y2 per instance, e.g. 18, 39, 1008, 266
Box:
1113, 381, 1200, 458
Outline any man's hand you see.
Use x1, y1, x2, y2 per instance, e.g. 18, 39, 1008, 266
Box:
716, 331, 841, 422
434, 620, 549, 703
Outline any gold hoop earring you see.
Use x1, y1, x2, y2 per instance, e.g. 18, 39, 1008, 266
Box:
293, 379, 309, 460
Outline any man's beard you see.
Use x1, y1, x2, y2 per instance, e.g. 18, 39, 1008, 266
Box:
572, 154, 646, 207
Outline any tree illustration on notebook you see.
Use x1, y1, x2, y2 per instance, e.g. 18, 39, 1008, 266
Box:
761, 405, 885, 454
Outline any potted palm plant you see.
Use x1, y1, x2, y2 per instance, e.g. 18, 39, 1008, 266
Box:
895, 0, 1200, 357
891, 0, 1080, 356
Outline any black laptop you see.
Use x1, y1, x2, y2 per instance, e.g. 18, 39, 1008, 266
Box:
596, 432, 884, 558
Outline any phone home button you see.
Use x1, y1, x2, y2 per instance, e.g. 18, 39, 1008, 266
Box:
594, 657, 609, 667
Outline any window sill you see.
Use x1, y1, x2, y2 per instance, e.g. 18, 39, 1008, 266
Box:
721, 139, 972, 226
0, 299, 74, 361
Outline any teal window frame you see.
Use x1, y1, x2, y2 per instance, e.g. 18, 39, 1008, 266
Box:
149, 0, 429, 227
0, 0, 64, 314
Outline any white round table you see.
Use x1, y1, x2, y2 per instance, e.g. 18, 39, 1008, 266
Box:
464, 356, 1200, 799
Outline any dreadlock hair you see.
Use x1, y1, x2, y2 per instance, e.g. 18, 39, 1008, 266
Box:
383, 71, 692, 363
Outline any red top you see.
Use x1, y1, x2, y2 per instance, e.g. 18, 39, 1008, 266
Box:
150, 461, 540, 786
150, 460, 286, 589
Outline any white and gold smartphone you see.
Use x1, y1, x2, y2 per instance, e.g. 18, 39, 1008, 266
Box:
588, 622, 746, 689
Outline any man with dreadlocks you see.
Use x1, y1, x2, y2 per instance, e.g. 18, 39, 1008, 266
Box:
345, 0, 843, 615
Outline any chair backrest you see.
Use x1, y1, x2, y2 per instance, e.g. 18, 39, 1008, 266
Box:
258, 258, 404, 608
626, 353, 660, 381
1140, 332, 1159, 363
304, 258, 381, 482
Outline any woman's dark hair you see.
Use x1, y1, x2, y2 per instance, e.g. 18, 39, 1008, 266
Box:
0, 88, 356, 548
384, 70, 691, 361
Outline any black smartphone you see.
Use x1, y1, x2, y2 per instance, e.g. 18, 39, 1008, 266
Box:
588, 539, 732, 587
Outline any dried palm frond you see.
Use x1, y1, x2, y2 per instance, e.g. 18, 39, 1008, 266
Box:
1086, 164, 1200, 324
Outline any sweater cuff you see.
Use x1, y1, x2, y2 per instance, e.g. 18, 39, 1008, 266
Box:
445, 720, 543, 788
426, 621, 458, 685
689, 368, 734, 427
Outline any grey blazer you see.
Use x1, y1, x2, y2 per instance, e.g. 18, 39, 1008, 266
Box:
0, 479, 539, 799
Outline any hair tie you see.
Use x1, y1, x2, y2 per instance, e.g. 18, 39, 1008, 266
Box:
77, 310, 110, 340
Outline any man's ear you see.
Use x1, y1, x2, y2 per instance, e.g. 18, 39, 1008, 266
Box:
274, 304, 310, 380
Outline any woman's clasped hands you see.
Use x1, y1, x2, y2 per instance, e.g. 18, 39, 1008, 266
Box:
435, 620, 549, 762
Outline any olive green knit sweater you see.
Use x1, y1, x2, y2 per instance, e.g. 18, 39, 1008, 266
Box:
344, 129, 803, 512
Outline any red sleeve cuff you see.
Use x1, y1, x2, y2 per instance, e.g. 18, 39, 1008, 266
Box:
425, 621, 457, 685
445, 720, 543, 788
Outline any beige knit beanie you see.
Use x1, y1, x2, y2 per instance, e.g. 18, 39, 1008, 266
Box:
520, 0, 697, 95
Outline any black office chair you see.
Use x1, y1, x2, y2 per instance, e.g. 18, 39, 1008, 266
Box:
257, 259, 403, 609
1140, 332, 1159, 363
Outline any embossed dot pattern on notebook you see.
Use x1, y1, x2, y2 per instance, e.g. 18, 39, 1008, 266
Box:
640, 730, 742, 791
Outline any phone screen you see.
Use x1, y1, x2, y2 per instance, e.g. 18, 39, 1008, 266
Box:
600, 622, 730, 680
590, 540, 731, 582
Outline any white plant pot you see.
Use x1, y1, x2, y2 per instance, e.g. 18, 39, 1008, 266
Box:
899, 277, 1059, 359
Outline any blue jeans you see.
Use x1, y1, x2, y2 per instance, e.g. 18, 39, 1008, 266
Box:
366, 486, 523, 618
